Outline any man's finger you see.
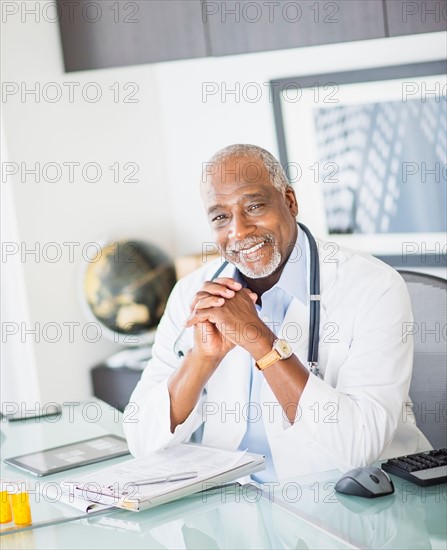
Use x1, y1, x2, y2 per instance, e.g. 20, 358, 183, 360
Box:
239, 287, 257, 304
249, 292, 258, 304
185, 308, 215, 327
201, 282, 237, 297
212, 277, 242, 290
194, 296, 225, 311
190, 283, 237, 311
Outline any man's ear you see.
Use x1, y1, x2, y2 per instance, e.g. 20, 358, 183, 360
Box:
285, 187, 298, 217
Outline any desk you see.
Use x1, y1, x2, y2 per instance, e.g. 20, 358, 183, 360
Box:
1, 400, 446, 549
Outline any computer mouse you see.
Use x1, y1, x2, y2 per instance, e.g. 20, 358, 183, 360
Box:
335, 466, 394, 498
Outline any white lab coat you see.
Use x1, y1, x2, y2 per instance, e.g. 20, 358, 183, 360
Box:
124, 238, 430, 478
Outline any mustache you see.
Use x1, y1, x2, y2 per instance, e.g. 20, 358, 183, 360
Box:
225, 234, 275, 255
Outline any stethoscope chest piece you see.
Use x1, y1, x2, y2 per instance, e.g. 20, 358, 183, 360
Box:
309, 362, 324, 380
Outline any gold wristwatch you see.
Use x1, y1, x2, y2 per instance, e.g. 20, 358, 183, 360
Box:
255, 339, 293, 371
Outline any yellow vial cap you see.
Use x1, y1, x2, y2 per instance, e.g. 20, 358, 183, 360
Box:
11, 491, 32, 526
0, 490, 12, 523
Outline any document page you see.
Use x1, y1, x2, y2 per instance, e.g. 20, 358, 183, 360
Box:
42, 483, 112, 513
66, 444, 252, 506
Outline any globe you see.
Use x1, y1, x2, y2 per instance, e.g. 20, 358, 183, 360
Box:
83, 240, 177, 345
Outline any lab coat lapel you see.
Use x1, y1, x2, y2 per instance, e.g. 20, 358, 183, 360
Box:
266, 237, 339, 382
316, 237, 339, 299
202, 345, 251, 449
201, 262, 250, 450
279, 298, 310, 365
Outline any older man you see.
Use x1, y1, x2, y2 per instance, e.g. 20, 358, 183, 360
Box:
125, 144, 429, 479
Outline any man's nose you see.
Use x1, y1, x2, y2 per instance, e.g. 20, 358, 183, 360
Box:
227, 213, 255, 241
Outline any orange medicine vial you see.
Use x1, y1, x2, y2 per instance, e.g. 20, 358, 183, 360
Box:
10, 487, 32, 526
0, 486, 12, 523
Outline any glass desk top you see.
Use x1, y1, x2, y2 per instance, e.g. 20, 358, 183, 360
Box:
1, 400, 446, 549
1, 400, 127, 535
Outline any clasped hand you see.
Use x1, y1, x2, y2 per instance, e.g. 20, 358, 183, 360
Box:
185, 277, 269, 359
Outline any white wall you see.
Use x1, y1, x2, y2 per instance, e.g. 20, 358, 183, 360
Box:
1, 121, 41, 414
2, 9, 445, 406
2, 9, 174, 404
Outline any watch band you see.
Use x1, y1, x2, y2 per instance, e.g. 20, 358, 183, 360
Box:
255, 339, 293, 371
255, 349, 281, 371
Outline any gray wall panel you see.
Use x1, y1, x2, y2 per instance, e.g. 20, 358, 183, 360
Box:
384, 0, 447, 36
58, 0, 445, 72
205, 0, 386, 56
59, 0, 208, 72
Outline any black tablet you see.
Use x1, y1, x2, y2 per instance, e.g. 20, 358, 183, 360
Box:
4, 435, 130, 476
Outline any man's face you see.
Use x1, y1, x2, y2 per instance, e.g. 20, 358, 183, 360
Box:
202, 155, 298, 279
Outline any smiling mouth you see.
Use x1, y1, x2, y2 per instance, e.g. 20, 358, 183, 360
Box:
240, 241, 266, 257
226, 238, 272, 261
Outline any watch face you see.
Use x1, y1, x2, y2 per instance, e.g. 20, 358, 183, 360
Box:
274, 339, 292, 359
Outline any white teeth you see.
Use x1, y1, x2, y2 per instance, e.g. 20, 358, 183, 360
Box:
242, 241, 265, 255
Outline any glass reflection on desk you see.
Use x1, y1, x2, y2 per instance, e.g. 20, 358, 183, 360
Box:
77, 486, 351, 550
271, 474, 447, 550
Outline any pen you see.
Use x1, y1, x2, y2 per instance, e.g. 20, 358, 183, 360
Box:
173, 260, 228, 357
129, 471, 198, 486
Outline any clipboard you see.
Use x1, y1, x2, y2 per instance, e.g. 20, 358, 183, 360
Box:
67, 444, 265, 512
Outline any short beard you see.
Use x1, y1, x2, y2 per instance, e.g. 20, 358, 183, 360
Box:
226, 239, 282, 279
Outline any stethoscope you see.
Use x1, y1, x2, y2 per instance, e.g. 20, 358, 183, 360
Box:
173, 222, 323, 379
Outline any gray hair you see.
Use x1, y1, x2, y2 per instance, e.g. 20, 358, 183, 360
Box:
202, 144, 290, 195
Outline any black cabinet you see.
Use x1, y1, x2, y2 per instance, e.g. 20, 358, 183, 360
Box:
384, 0, 447, 36
205, 0, 386, 56
59, 0, 208, 72
91, 364, 142, 412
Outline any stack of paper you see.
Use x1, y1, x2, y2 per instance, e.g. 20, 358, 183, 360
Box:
65, 444, 265, 512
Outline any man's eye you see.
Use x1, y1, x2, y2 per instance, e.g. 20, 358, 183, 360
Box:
211, 214, 227, 222
248, 204, 263, 211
